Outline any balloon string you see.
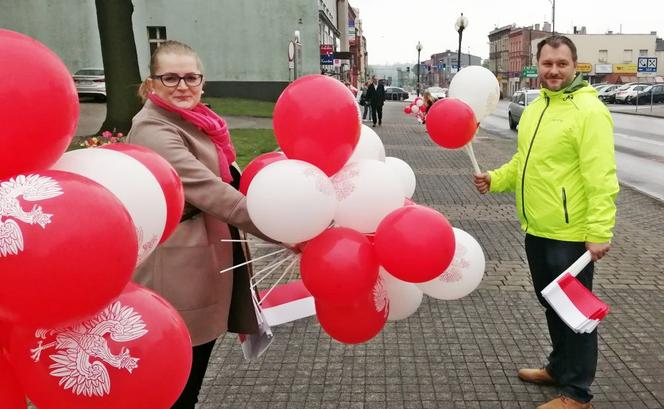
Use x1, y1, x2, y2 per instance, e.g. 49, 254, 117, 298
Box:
465, 140, 481, 175
219, 248, 286, 274
258, 257, 299, 305
251, 253, 296, 289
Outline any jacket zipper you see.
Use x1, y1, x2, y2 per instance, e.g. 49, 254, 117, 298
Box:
521, 96, 550, 231
562, 187, 569, 224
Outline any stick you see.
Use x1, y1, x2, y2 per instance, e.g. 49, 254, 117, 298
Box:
251, 254, 296, 288
219, 248, 286, 274
258, 257, 298, 305
465, 142, 481, 175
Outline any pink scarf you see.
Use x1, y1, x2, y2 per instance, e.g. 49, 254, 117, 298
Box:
148, 93, 236, 183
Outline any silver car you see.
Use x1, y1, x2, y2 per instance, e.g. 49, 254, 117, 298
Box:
508, 90, 540, 130
73, 68, 106, 100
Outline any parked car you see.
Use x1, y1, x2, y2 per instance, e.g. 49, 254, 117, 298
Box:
630, 85, 664, 104
508, 89, 540, 130
614, 83, 649, 104
597, 84, 620, 103
73, 68, 106, 100
425, 86, 447, 99
384, 86, 409, 101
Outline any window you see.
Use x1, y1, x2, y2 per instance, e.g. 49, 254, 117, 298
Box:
639, 49, 648, 56
599, 50, 608, 63
623, 49, 633, 63
147, 26, 167, 55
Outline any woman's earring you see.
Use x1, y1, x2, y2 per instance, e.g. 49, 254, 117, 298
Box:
201, 90, 205, 94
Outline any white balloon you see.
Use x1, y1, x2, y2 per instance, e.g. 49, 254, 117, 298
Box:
417, 228, 485, 300
385, 157, 416, 198
415, 99, 424, 107
247, 159, 336, 243
448, 66, 500, 121
346, 125, 386, 164
331, 160, 403, 233
380, 268, 423, 321
53, 149, 166, 265
411, 105, 420, 114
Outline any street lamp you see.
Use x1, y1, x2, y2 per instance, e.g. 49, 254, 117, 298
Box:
546, 0, 556, 33
416, 41, 423, 96
455, 13, 468, 73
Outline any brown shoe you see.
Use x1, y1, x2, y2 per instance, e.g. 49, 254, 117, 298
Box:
536, 396, 592, 409
517, 367, 556, 385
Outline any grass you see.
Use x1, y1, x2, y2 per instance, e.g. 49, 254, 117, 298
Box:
204, 97, 275, 118
231, 128, 279, 168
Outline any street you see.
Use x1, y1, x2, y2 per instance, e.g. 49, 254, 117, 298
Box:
481, 100, 664, 201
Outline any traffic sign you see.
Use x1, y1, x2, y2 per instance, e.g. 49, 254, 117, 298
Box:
638, 57, 657, 73
522, 66, 538, 78
288, 41, 295, 62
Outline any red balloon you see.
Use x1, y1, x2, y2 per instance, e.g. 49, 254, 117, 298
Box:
7, 283, 192, 409
0, 30, 79, 179
0, 171, 138, 327
315, 277, 388, 344
404, 106, 412, 114
0, 353, 27, 409
420, 105, 427, 113
374, 205, 456, 283
425, 98, 478, 149
102, 144, 184, 244
300, 227, 379, 304
239, 151, 286, 195
273, 75, 360, 176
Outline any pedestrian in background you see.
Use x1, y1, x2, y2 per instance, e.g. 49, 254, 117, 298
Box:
128, 40, 277, 409
473, 35, 619, 409
360, 80, 372, 122
366, 76, 386, 127
421, 90, 437, 125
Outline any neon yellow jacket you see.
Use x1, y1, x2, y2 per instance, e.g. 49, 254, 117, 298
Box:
489, 75, 619, 243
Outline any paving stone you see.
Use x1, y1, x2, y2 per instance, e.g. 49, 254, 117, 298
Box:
195, 103, 664, 409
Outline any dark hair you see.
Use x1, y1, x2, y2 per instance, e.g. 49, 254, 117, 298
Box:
536, 35, 577, 62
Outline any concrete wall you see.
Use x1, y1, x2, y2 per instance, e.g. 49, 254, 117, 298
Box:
0, 0, 102, 74
1, 0, 326, 100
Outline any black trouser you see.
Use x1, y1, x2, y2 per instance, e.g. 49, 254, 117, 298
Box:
371, 103, 383, 125
171, 339, 217, 408
525, 234, 597, 403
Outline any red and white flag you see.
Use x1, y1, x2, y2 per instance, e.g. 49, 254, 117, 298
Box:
259, 279, 315, 327
541, 251, 610, 334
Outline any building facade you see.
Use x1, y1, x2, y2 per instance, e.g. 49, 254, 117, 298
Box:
529, 33, 662, 85
508, 25, 551, 94
428, 50, 482, 87
488, 24, 515, 98
1, 0, 363, 101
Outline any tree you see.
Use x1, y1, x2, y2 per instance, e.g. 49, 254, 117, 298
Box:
95, 0, 143, 134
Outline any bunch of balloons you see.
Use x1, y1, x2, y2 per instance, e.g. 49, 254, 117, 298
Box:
0, 29, 191, 408
425, 66, 500, 153
243, 75, 487, 344
403, 96, 428, 123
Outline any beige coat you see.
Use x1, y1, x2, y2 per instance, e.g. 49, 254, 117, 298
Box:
127, 100, 262, 346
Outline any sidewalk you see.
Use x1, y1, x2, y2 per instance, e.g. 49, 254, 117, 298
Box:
199, 101, 664, 409
608, 103, 664, 118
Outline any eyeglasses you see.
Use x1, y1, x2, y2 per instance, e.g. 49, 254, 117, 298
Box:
151, 73, 204, 87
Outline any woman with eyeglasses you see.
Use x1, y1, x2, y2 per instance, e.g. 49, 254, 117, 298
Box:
127, 40, 277, 408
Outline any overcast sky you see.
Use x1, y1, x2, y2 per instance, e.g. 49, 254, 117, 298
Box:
349, 0, 664, 65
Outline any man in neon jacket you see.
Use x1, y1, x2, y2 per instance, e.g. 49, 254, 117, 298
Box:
474, 36, 618, 409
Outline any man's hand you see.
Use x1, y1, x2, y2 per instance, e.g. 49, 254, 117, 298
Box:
586, 242, 610, 261
473, 173, 491, 194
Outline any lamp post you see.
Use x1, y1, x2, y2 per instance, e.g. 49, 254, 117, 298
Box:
455, 13, 468, 74
416, 41, 423, 96
546, 0, 556, 33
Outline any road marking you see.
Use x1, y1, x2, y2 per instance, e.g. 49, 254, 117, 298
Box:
614, 132, 664, 148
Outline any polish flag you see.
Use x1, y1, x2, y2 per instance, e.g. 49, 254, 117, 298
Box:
259, 279, 316, 327
541, 251, 610, 334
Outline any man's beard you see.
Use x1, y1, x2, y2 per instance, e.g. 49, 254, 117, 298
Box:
541, 75, 573, 91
